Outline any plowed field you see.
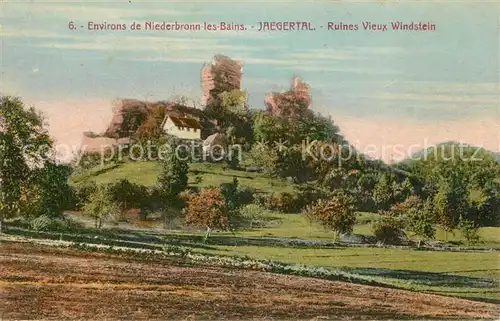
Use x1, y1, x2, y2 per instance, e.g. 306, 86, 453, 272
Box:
1, 241, 498, 320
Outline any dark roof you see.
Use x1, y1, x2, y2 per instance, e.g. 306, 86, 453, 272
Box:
167, 116, 201, 129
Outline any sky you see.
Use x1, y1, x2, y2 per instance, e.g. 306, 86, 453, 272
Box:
1, 0, 499, 162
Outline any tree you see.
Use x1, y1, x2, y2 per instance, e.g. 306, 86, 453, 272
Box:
303, 192, 356, 241
136, 105, 167, 143
433, 178, 467, 237
244, 143, 278, 175
390, 195, 422, 217
219, 90, 248, 116
183, 187, 233, 241
83, 185, 120, 229
405, 199, 436, 244
273, 145, 310, 183
0, 96, 52, 232
22, 161, 74, 219
252, 111, 287, 145
157, 145, 189, 205
107, 179, 149, 215
118, 107, 147, 137
156, 144, 189, 227
220, 177, 240, 211
458, 215, 481, 246
373, 174, 395, 211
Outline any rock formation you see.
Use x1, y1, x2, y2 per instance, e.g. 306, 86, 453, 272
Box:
81, 99, 217, 152
101, 99, 207, 138
265, 76, 312, 117
201, 55, 243, 105
102, 99, 149, 138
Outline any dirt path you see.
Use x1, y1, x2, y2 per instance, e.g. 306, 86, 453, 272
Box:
1, 241, 498, 320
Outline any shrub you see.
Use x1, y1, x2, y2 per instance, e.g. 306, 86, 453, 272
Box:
303, 192, 356, 240
372, 215, 406, 244
294, 184, 330, 211
240, 204, 267, 228
237, 186, 256, 206
107, 179, 148, 212
220, 177, 240, 210
263, 192, 301, 213
157, 145, 189, 207
29, 215, 52, 231
276, 192, 297, 212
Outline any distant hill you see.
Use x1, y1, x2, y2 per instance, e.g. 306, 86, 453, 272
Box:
400, 141, 500, 164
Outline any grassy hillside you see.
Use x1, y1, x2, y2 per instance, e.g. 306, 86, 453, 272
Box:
70, 161, 295, 194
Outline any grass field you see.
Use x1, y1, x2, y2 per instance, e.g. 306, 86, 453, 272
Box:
70, 161, 295, 194
237, 211, 500, 248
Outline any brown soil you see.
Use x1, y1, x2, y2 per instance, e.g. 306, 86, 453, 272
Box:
0, 241, 498, 320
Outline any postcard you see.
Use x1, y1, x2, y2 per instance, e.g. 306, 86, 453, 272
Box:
1, 1, 499, 320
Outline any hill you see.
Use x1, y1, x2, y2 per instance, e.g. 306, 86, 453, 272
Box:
70, 162, 296, 194
399, 141, 500, 164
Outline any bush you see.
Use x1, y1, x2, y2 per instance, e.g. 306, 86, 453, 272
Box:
372, 215, 406, 244
303, 192, 356, 240
263, 192, 301, 213
220, 179, 256, 210
29, 215, 52, 231
294, 185, 330, 211
28, 215, 83, 232
240, 204, 267, 228
237, 186, 256, 206
107, 179, 150, 213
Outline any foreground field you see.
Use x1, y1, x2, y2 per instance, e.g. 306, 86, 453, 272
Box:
6, 217, 500, 302
1, 241, 499, 320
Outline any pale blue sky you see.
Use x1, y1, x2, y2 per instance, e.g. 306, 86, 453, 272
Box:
1, 1, 498, 160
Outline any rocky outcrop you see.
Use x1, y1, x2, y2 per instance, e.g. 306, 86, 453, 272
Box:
102, 99, 150, 138
101, 99, 207, 138
201, 55, 243, 105
80, 99, 216, 152
265, 76, 312, 117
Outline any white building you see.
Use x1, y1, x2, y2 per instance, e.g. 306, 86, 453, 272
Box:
161, 115, 201, 140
